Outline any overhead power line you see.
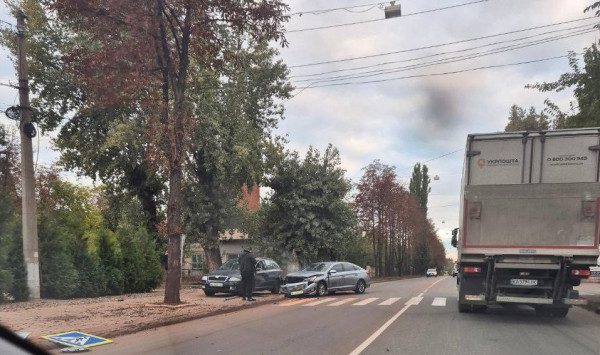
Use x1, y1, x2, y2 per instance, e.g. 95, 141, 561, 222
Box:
291, 23, 596, 79
289, 2, 386, 16
293, 28, 594, 84
293, 53, 578, 89
287, 0, 490, 33
289, 17, 597, 68
398, 149, 464, 172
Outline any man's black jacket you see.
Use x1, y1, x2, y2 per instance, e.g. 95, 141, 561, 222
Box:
238, 250, 257, 274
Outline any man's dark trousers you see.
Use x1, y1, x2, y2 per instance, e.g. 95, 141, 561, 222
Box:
241, 272, 255, 299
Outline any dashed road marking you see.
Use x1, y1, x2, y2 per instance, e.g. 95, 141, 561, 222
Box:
378, 297, 401, 306
329, 298, 358, 306
432, 297, 447, 307
304, 298, 336, 307
405, 296, 423, 306
353, 297, 379, 306
275, 298, 313, 307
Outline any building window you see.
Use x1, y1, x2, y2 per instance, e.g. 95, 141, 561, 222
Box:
191, 254, 203, 270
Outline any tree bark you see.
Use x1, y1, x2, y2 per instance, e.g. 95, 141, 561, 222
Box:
164, 164, 182, 304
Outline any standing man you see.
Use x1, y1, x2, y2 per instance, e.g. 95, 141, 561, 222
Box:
238, 246, 257, 301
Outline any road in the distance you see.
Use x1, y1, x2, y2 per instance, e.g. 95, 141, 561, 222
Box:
90, 277, 600, 355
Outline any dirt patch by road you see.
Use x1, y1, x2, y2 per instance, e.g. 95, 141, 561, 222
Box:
0, 288, 282, 350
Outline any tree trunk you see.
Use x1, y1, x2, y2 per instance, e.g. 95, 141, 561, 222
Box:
203, 224, 222, 271
204, 246, 222, 271
164, 163, 182, 304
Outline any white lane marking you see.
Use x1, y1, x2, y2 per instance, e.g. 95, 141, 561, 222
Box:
349, 276, 448, 355
329, 298, 358, 306
276, 298, 313, 307
349, 305, 411, 355
304, 298, 336, 306
405, 296, 423, 306
353, 297, 379, 306
432, 297, 447, 307
378, 297, 401, 306
417, 293, 424, 297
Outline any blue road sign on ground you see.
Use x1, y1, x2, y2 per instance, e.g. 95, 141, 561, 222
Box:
42, 331, 112, 348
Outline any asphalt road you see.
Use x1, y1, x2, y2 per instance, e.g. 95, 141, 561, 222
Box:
89, 277, 600, 355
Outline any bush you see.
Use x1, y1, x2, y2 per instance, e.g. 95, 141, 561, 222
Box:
0, 193, 28, 302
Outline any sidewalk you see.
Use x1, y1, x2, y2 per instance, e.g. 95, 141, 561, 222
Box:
0, 288, 281, 350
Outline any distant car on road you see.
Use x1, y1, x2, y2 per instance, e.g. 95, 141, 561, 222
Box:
426, 268, 438, 277
450, 264, 458, 277
201, 258, 283, 296
280, 261, 370, 297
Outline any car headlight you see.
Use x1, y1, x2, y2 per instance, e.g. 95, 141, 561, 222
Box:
229, 276, 241, 282
303, 276, 317, 284
202, 276, 208, 281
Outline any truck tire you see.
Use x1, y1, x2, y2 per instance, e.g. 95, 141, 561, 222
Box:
551, 308, 569, 318
458, 302, 471, 313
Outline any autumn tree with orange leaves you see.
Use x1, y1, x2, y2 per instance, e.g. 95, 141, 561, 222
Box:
47, 0, 289, 303
355, 161, 445, 277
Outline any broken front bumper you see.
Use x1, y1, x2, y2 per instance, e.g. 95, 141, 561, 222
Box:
280, 281, 317, 296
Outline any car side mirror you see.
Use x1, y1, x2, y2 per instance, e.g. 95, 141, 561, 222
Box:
329, 269, 337, 274
451, 228, 459, 248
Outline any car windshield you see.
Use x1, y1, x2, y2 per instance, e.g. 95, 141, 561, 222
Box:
218, 259, 239, 271
301, 263, 331, 272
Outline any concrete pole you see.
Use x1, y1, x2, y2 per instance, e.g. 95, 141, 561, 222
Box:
17, 10, 40, 299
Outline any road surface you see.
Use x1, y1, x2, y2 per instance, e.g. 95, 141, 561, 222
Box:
89, 277, 600, 355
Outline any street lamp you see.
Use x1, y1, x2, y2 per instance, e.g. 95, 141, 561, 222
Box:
384, 1, 401, 19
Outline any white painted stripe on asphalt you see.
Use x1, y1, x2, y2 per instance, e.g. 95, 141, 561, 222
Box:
405, 296, 423, 306
432, 297, 446, 307
349, 276, 447, 355
417, 293, 424, 297
276, 298, 313, 307
378, 297, 401, 306
329, 298, 358, 306
304, 298, 336, 307
353, 298, 379, 306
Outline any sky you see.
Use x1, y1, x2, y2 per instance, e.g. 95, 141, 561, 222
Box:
0, 0, 598, 260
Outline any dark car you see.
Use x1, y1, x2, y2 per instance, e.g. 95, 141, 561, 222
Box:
280, 261, 370, 297
200, 257, 283, 296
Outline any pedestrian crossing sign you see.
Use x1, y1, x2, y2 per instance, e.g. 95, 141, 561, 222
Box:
42, 331, 112, 348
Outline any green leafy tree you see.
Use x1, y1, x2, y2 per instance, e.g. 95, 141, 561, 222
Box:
259, 145, 357, 265
409, 163, 431, 214
182, 37, 292, 270
526, 45, 600, 128
504, 105, 550, 132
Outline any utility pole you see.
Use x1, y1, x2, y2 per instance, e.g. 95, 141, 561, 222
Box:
17, 10, 40, 299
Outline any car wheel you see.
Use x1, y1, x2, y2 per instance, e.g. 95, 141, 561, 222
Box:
355, 280, 366, 294
203, 291, 215, 297
271, 280, 281, 294
316, 281, 327, 297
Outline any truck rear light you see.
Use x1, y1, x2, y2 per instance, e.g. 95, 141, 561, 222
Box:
463, 266, 482, 273
582, 200, 596, 218
469, 201, 482, 219
571, 269, 591, 276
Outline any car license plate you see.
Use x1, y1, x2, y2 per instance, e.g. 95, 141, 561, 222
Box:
290, 290, 303, 296
209, 282, 223, 287
510, 279, 537, 286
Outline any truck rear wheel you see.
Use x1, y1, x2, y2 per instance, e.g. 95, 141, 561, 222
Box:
458, 302, 471, 313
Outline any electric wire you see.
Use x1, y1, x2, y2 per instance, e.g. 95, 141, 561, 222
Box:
293, 53, 579, 89
290, 22, 596, 79
289, 16, 597, 68
293, 28, 594, 84
289, 2, 386, 16
287, 0, 490, 33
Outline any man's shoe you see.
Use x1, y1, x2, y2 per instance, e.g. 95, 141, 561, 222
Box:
247, 297, 256, 301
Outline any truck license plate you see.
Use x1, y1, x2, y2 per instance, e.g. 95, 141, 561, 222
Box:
510, 279, 537, 286
209, 282, 223, 287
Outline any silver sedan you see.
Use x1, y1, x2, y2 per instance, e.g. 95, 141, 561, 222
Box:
281, 261, 370, 297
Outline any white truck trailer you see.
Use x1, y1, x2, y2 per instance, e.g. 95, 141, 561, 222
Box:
451, 129, 600, 317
